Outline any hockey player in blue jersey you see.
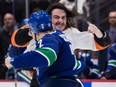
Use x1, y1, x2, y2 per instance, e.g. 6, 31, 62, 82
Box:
78, 51, 100, 79
5, 10, 85, 87
100, 43, 116, 79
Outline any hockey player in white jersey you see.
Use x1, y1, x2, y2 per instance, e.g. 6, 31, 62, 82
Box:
11, 3, 111, 51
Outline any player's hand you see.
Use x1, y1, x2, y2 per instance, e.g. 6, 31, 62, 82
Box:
87, 22, 103, 38
100, 76, 107, 80
5, 56, 13, 69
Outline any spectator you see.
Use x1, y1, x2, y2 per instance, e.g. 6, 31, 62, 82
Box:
98, 10, 116, 72
108, 10, 116, 43
0, 13, 19, 79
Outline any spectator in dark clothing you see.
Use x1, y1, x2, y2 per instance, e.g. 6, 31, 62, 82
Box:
0, 13, 19, 79
108, 10, 116, 44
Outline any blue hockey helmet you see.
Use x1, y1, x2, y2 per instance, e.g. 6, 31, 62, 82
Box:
21, 18, 29, 26
28, 10, 53, 34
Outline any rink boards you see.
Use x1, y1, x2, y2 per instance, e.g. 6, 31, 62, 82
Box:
0, 79, 116, 87
0, 80, 29, 87
82, 79, 116, 87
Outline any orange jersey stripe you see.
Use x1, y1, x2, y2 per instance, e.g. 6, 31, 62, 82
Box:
94, 40, 111, 50
20, 24, 29, 29
11, 24, 29, 47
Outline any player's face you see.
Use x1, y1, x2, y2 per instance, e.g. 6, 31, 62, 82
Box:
51, 9, 67, 31
28, 28, 35, 39
28, 28, 43, 41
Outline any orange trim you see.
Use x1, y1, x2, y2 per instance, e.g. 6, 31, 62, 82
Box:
94, 40, 110, 50
11, 24, 29, 47
20, 24, 29, 29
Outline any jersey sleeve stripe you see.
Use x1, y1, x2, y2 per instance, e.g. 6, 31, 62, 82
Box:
76, 61, 81, 69
94, 40, 109, 50
108, 60, 116, 67
42, 47, 57, 60
35, 50, 50, 66
36, 48, 57, 66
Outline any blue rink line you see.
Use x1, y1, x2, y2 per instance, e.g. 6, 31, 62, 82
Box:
82, 80, 116, 87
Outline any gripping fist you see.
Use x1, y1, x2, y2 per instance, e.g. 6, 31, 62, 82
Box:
5, 56, 13, 69
87, 22, 103, 38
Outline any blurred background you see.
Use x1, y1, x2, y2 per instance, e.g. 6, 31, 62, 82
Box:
0, 0, 115, 30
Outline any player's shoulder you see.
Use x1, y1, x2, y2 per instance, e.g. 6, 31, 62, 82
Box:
111, 43, 116, 48
42, 30, 66, 43
109, 43, 116, 53
63, 27, 80, 34
44, 30, 63, 40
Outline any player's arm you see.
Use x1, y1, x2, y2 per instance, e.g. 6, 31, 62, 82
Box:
11, 24, 32, 47
87, 23, 111, 50
72, 24, 111, 51
5, 37, 59, 69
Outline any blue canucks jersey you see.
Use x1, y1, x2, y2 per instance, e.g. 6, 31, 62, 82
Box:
107, 43, 116, 70
10, 30, 85, 84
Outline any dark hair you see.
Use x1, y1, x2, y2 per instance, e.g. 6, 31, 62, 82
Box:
47, 3, 74, 17
46, 3, 75, 29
